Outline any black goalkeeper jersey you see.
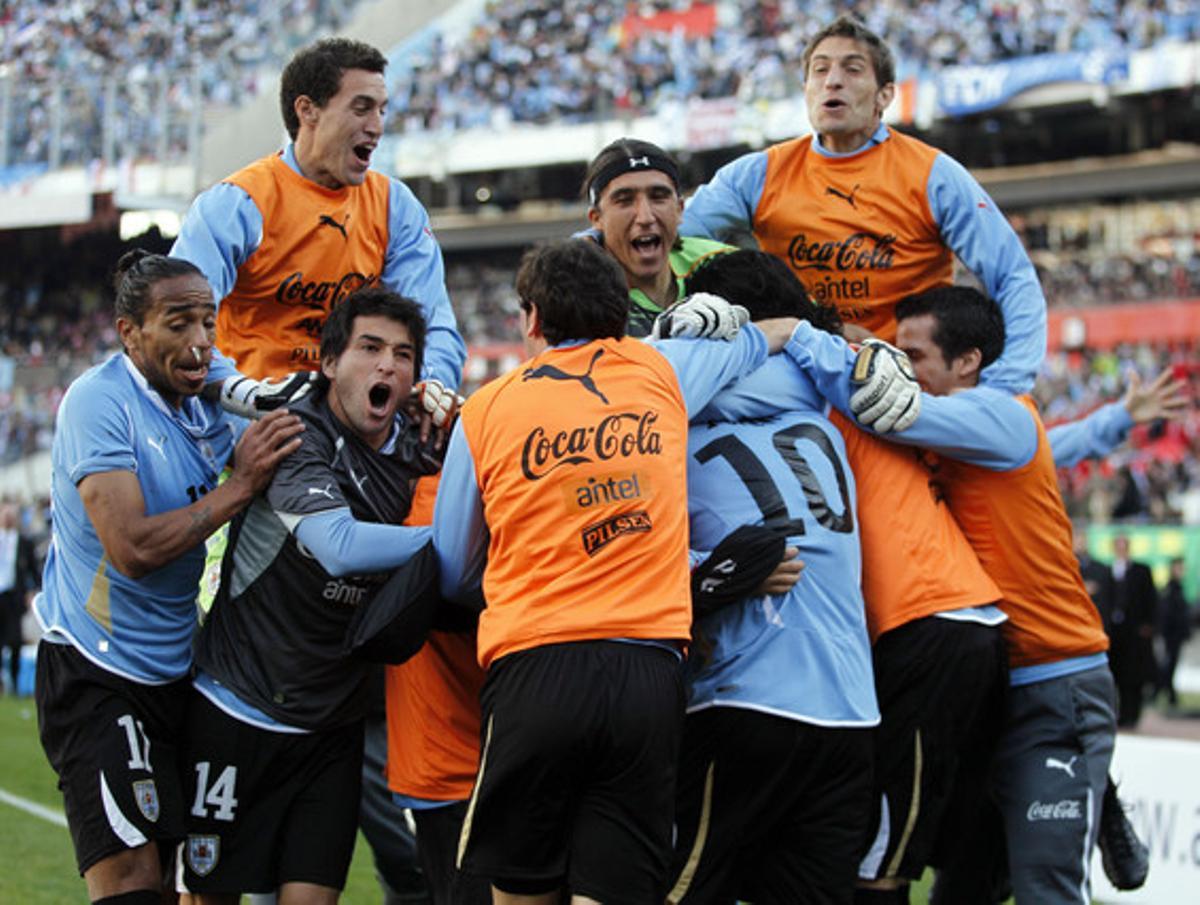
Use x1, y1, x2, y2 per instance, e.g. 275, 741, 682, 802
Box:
194, 392, 428, 730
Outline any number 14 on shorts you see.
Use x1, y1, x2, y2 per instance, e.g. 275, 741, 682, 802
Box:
191, 762, 239, 821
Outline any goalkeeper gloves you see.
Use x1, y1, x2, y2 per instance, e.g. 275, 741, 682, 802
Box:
413, 379, 464, 429
849, 339, 921, 433
219, 371, 317, 419
651, 292, 750, 341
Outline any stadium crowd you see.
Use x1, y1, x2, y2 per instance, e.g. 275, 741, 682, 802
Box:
386, 0, 1200, 133
0, 0, 361, 165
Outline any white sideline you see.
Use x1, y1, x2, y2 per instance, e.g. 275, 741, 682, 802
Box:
0, 787, 68, 827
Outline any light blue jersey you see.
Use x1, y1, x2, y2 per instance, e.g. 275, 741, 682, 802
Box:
35, 354, 240, 683
686, 398, 879, 727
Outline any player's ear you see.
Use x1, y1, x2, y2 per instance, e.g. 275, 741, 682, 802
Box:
321, 354, 338, 381
295, 95, 318, 127
875, 82, 895, 116
953, 347, 983, 383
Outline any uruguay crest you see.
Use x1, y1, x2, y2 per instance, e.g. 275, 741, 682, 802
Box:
187, 834, 220, 876
132, 779, 159, 822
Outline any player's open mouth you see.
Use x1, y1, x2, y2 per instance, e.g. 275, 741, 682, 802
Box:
631, 235, 662, 253
823, 99, 846, 110
367, 381, 392, 413
179, 364, 208, 383
353, 143, 374, 163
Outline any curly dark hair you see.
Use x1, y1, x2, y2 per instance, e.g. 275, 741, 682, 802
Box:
280, 38, 387, 140
320, 286, 426, 379
112, 249, 207, 325
896, 286, 1006, 371
685, 250, 844, 336
515, 240, 629, 346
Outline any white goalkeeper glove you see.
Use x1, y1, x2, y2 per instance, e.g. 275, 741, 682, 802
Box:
414, 379, 464, 428
219, 371, 317, 419
849, 339, 921, 433
650, 292, 750, 341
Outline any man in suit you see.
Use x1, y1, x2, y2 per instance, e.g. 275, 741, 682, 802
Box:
0, 503, 39, 695
1074, 525, 1114, 631
1108, 534, 1158, 727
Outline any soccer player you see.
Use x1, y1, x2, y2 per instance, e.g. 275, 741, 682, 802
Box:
668, 254, 878, 904
172, 36, 465, 430
34, 251, 302, 905
794, 286, 1116, 904
680, 14, 1046, 395
582, 138, 730, 336
433, 239, 802, 904
179, 288, 436, 903
173, 37, 468, 900
681, 251, 1008, 905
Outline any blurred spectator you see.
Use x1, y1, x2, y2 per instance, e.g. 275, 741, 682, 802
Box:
1156, 557, 1193, 708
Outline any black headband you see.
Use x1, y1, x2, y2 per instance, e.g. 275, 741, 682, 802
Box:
588, 152, 680, 206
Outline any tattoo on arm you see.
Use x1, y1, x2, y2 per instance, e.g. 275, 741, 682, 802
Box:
187, 505, 215, 545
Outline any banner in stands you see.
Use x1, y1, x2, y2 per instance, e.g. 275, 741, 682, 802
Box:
619, 2, 716, 45
937, 49, 1129, 116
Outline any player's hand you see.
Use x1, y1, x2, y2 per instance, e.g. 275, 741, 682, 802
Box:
220, 372, 317, 419
227, 409, 304, 496
410, 379, 465, 448
849, 339, 921, 433
757, 546, 804, 596
1121, 368, 1189, 424
651, 292, 750, 341
691, 524, 787, 619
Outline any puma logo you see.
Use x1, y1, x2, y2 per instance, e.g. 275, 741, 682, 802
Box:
147, 435, 167, 460
307, 483, 335, 500
825, 183, 861, 208
522, 348, 609, 404
1045, 756, 1077, 778
317, 214, 349, 239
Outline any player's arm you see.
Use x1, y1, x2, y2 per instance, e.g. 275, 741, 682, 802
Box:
690, 526, 801, 620
292, 512, 430, 578
1049, 367, 1188, 468
928, 154, 1046, 396
679, 152, 768, 242
383, 179, 468, 390
81, 410, 303, 579
651, 318, 801, 416
171, 182, 264, 385
431, 420, 488, 603
784, 322, 1036, 469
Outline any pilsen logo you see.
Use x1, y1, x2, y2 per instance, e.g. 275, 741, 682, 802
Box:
521, 412, 662, 481
275, 271, 377, 308
787, 232, 896, 273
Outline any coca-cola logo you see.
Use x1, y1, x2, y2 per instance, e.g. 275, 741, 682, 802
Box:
521, 411, 662, 481
274, 271, 377, 309
1026, 799, 1083, 821
787, 232, 896, 273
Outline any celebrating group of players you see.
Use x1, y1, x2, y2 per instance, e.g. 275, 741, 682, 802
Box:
33, 14, 1188, 905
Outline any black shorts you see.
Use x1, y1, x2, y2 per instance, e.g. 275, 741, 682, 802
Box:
180, 691, 364, 894
459, 640, 684, 904
861, 616, 1007, 882
35, 640, 190, 875
413, 802, 492, 905
668, 707, 873, 905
